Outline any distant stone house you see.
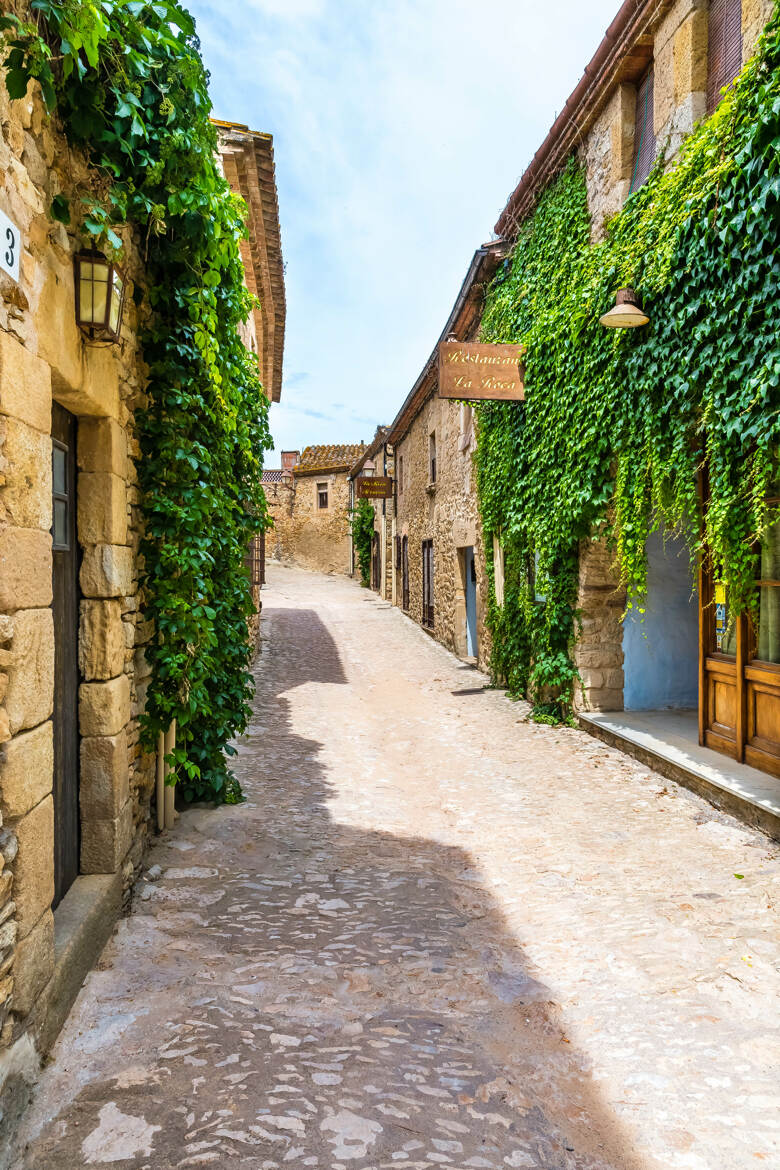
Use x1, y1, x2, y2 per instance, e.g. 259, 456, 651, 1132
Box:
348, 428, 392, 595
0, 94, 284, 1123
262, 444, 366, 575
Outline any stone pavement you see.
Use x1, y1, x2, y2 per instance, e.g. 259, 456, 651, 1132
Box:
10, 565, 780, 1169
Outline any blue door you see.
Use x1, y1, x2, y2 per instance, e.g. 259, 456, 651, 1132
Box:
464, 546, 477, 657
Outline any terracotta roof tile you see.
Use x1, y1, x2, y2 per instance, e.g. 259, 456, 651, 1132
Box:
293, 443, 366, 475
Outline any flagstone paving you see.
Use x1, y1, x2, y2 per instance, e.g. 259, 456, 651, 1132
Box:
11, 565, 780, 1169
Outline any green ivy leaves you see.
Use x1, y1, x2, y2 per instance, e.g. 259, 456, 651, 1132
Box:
351, 500, 375, 588
1, 0, 273, 802
476, 6, 780, 713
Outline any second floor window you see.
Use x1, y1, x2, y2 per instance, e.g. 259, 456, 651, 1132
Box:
708, 0, 743, 113
398, 454, 404, 495
630, 65, 656, 193
429, 432, 437, 484
317, 482, 328, 509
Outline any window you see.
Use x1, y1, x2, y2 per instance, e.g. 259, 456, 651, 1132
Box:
429, 432, 437, 484
630, 65, 656, 193
317, 482, 328, 509
422, 539, 434, 628
398, 454, 404, 496
708, 0, 743, 113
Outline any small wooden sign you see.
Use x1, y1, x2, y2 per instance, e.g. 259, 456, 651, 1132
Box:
357, 476, 393, 500
438, 341, 525, 401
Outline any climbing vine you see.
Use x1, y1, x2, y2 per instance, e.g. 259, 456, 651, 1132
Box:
476, 5, 780, 713
351, 498, 374, 587
1, 1, 273, 801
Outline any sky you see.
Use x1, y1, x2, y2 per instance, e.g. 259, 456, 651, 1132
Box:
188, 0, 620, 465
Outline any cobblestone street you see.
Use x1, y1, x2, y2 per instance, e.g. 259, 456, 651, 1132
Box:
11, 565, 780, 1169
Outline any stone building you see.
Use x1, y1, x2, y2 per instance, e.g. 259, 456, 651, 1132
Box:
262, 444, 366, 574
373, 245, 506, 669
0, 86, 284, 1127
489, 0, 772, 730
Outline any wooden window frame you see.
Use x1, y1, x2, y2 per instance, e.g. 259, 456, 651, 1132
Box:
629, 64, 656, 193
707, 0, 743, 114
317, 481, 329, 510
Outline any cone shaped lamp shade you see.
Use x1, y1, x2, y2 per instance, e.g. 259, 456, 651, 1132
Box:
599, 287, 649, 328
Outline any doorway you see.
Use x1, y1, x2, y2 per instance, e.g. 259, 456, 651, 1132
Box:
700, 499, 780, 775
623, 528, 698, 711
464, 546, 478, 658
371, 531, 381, 593
401, 536, 409, 611
52, 403, 80, 908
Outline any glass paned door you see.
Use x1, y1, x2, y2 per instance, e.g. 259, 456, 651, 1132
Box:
701, 495, 780, 778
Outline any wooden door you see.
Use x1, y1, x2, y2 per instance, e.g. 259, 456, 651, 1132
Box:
372, 532, 381, 592
52, 404, 80, 907
422, 539, 434, 629
402, 536, 409, 611
700, 495, 780, 775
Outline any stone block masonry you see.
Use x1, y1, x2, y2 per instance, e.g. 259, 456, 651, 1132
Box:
0, 44, 156, 1131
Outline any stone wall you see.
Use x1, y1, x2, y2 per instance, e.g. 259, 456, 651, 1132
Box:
0, 70, 155, 1120
575, 0, 773, 710
263, 471, 352, 575
394, 396, 490, 670
582, 0, 772, 242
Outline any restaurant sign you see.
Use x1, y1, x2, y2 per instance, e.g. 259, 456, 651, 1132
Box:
438, 341, 525, 401
357, 476, 394, 500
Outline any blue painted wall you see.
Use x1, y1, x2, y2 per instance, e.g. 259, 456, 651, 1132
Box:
623, 528, 699, 710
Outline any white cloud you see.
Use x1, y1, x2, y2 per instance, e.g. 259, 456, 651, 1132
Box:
190, 0, 619, 462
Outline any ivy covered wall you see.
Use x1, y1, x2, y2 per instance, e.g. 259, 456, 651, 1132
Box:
475, 5, 780, 713
1, 1, 274, 801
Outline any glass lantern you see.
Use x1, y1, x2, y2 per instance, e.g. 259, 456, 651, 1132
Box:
74, 250, 126, 342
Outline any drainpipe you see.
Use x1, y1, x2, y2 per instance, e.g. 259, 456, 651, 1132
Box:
156, 720, 178, 832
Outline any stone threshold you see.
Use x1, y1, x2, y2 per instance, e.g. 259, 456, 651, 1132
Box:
579, 708, 780, 843
36, 873, 122, 1056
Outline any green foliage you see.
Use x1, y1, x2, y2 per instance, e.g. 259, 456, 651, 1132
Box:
2, 0, 273, 803
476, 6, 780, 710
352, 499, 374, 587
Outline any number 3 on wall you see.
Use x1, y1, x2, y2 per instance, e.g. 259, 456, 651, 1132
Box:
0, 210, 21, 283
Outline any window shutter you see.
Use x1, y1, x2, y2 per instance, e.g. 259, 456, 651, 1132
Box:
708, 0, 743, 113
630, 66, 656, 193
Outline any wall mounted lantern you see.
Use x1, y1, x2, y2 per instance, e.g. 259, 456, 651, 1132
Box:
74, 249, 126, 342
599, 286, 649, 329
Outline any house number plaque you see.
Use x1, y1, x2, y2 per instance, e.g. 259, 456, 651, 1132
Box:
0, 209, 21, 283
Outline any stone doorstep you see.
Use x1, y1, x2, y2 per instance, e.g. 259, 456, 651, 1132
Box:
579, 712, 780, 843
33, 872, 122, 1057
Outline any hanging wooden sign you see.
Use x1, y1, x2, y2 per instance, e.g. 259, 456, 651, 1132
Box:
357, 476, 393, 499
438, 341, 526, 401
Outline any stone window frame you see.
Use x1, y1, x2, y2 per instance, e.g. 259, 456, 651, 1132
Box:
429, 431, 437, 485
316, 481, 329, 510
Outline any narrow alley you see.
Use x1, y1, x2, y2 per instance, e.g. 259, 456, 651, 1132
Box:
12, 565, 779, 1170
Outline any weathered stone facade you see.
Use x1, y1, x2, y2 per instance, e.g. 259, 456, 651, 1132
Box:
0, 79, 285, 1137
393, 395, 490, 668
574, 0, 772, 711
0, 71, 152, 1129
263, 445, 366, 576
